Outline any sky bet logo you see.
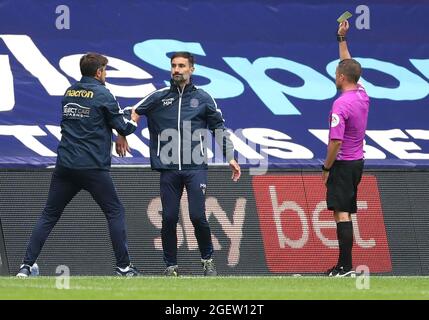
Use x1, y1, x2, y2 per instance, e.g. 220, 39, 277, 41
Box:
1, 36, 429, 115
252, 175, 392, 273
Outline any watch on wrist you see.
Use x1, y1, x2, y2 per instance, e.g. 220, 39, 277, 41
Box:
322, 165, 330, 172
337, 34, 346, 42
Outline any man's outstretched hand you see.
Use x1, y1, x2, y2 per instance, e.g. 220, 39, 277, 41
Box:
229, 159, 241, 182
131, 108, 140, 123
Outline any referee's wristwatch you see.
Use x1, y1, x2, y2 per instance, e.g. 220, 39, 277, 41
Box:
337, 34, 346, 42
322, 165, 330, 172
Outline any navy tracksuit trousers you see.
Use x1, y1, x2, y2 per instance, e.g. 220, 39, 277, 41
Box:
160, 170, 213, 266
23, 166, 131, 268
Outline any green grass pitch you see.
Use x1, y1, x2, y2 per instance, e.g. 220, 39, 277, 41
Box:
1, 276, 429, 300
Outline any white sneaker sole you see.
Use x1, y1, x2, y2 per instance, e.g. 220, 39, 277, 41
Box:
336, 271, 356, 277
16, 273, 29, 278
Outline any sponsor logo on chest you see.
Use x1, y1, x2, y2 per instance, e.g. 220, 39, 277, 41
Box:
162, 97, 175, 106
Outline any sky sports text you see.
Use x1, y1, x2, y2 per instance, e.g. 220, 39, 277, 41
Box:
1, 36, 429, 115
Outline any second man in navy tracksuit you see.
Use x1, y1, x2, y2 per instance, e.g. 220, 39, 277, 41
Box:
117, 52, 241, 276
17, 53, 141, 277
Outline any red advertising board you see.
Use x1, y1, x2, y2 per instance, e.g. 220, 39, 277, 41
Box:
252, 175, 392, 273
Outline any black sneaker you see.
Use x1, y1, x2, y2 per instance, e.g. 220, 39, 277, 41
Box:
164, 265, 179, 277
326, 265, 340, 276
335, 267, 356, 277
115, 264, 141, 277
202, 258, 217, 276
326, 265, 355, 277
16, 264, 31, 278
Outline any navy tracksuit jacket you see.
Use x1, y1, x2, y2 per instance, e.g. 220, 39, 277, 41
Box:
134, 80, 235, 266
23, 76, 137, 268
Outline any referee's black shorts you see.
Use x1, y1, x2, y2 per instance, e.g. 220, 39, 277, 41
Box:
326, 159, 364, 214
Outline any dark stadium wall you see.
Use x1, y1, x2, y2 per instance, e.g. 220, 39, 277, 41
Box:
0, 168, 428, 276
0, 219, 9, 275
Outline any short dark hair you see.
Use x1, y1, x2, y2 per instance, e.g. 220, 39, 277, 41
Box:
337, 59, 361, 83
170, 52, 195, 67
80, 52, 108, 77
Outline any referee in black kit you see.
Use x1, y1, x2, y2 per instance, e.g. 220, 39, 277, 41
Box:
16, 53, 141, 277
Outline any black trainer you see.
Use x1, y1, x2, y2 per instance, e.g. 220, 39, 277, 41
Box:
164, 265, 179, 277
202, 258, 217, 276
16, 264, 31, 278
335, 267, 356, 277
326, 265, 340, 276
115, 264, 141, 277
326, 265, 355, 277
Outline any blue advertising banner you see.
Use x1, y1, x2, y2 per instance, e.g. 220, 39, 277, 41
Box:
0, 0, 428, 168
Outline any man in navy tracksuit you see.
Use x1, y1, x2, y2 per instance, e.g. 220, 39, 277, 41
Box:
117, 52, 241, 276
17, 53, 141, 277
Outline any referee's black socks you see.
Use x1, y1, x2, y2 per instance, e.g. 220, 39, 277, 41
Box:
336, 221, 354, 271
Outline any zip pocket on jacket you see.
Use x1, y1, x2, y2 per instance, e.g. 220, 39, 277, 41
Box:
157, 133, 160, 156
199, 133, 204, 156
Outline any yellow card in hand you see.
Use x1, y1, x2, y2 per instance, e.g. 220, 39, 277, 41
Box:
337, 11, 352, 23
